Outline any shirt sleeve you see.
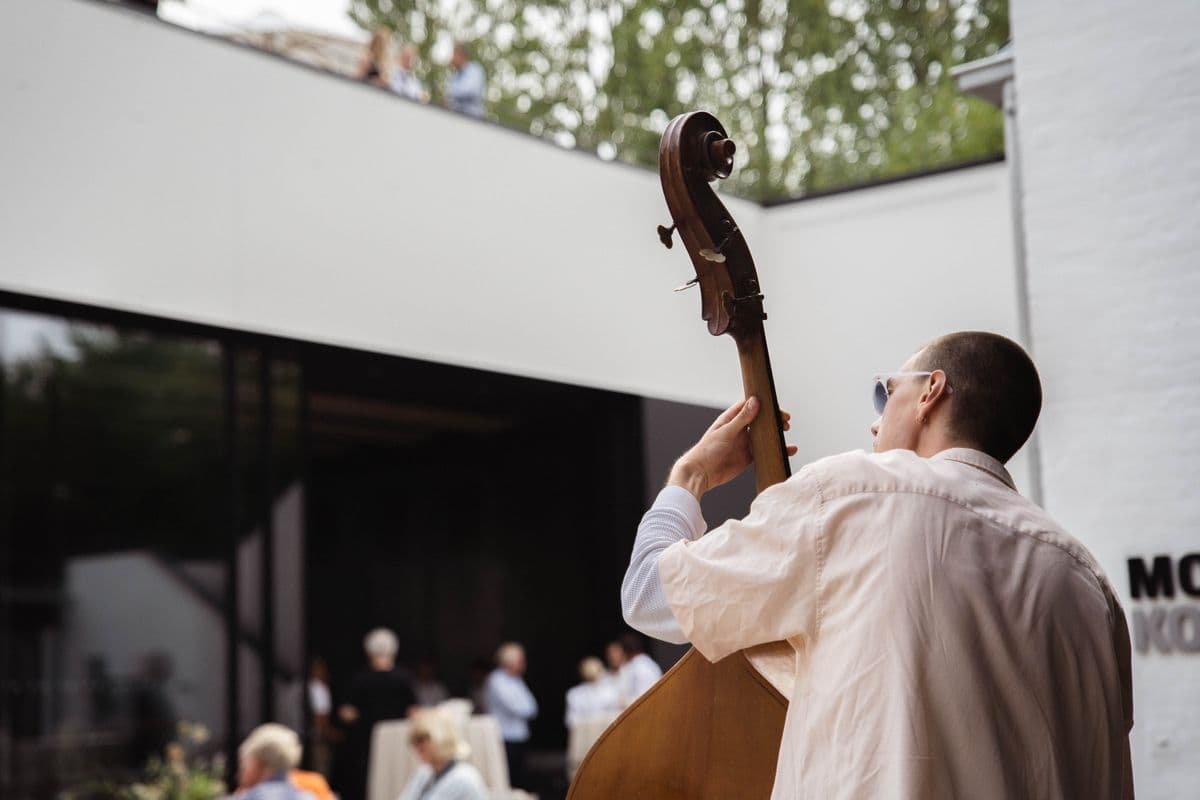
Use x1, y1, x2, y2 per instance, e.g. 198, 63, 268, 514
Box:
657, 468, 826, 662
621, 486, 706, 644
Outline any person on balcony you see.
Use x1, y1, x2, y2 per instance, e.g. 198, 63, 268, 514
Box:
389, 44, 425, 102
446, 42, 485, 118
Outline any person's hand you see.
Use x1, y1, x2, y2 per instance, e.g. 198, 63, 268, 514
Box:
668, 397, 796, 500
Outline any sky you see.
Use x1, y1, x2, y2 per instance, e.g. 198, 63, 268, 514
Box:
158, 0, 366, 40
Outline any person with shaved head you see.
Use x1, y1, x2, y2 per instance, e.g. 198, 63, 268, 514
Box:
622, 331, 1133, 800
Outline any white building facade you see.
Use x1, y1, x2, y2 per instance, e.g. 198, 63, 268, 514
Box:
1, 0, 1196, 795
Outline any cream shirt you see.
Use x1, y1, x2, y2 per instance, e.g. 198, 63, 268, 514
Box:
650, 448, 1133, 800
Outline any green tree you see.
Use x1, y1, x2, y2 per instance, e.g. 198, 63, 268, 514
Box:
350, 0, 1007, 201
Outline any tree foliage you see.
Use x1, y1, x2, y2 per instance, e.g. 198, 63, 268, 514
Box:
350, 0, 1008, 201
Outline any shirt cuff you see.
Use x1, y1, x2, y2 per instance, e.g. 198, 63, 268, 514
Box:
653, 485, 706, 540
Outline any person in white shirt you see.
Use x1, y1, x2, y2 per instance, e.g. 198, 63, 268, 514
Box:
615, 633, 661, 708
305, 657, 334, 777
398, 708, 487, 800
388, 43, 425, 102
482, 642, 537, 789
564, 657, 620, 727
621, 331, 1133, 800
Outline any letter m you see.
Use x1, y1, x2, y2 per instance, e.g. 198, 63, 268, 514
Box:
1128, 556, 1174, 599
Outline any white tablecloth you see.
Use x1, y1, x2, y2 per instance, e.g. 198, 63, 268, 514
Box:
368, 715, 510, 800
566, 712, 619, 779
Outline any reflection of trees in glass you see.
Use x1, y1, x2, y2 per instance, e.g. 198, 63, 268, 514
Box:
350, 0, 1007, 201
4, 325, 227, 557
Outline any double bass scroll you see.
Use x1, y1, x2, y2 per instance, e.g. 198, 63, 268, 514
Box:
566, 111, 795, 800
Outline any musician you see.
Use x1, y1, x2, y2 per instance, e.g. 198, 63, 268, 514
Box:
622, 331, 1133, 799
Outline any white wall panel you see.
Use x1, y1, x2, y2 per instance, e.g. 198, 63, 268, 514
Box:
1010, 1, 1200, 795
1, 0, 1017, 475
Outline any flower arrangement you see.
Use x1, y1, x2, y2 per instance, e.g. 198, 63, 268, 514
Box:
65, 722, 227, 800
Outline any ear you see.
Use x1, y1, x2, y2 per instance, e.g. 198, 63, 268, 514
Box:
917, 370, 952, 417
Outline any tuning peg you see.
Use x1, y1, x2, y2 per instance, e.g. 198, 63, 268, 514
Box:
673, 277, 699, 292
657, 224, 676, 249
699, 224, 739, 262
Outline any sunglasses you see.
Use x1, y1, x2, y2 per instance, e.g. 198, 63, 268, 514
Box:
872, 371, 952, 415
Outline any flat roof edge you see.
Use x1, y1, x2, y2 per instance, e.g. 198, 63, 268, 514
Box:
760, 154, 1005, 208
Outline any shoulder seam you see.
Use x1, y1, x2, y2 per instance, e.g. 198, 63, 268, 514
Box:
817, 484, 1109, 592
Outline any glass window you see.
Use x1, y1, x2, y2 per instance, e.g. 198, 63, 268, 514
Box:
0, 310, 228, 795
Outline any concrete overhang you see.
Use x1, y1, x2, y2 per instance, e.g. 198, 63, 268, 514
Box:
951, 43, 1013, 109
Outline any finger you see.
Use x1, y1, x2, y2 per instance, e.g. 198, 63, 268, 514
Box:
708, 398, 748, 432
723, 395, 760, 431
786, 444, 798, 456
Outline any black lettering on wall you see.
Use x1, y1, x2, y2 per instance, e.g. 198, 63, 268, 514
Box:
1128, 556, 1175, 599
1179, 554, 1200, 598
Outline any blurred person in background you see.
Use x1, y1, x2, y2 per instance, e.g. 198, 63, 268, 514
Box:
236, 723, 313, 800
564, 656, 620, 727
130, 651, 177, 767
389, 43, 425, 101
398, 708, 489, 800
602, 641, 625, 690
616, 632, 661, 707
484, 642, 537, 789
446, 42, 485, 117
306, 656, 337, 777
357, 30, 388, 87
413, 660, 450, 707
336, 627, 417, 800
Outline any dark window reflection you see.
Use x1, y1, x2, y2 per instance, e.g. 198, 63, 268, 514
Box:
0, 310, 228, 795
0, 301, 724, 800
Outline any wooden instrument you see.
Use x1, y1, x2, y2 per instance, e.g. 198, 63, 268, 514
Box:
566, 111, 794, 799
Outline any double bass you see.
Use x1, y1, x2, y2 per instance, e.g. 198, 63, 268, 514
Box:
567, 111, 796, 798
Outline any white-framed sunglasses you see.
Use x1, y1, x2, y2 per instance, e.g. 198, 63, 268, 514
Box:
872, 371, 952, 415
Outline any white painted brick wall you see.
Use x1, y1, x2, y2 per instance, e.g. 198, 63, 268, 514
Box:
1010, 1, 1200, 796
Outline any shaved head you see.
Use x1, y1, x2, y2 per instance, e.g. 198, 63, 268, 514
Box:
913, 331, 1041, 463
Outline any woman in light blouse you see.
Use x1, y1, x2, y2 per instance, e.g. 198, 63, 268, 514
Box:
397, 709, 487, 800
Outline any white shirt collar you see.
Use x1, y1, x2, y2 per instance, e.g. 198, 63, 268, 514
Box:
932, 447, 1016, 490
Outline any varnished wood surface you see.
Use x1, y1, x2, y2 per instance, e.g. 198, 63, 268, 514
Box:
566, 649, 786, 800
737, 330, 791, 494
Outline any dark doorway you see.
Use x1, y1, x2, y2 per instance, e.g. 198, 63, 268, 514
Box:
303, 344, 646, 752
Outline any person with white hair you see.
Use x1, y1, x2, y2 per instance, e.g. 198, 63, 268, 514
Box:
335, 627, 416, 800
237, 723, 312, 800
483, 642, 537, 789
564, 656, 619, 727
397, 708, 488, 800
